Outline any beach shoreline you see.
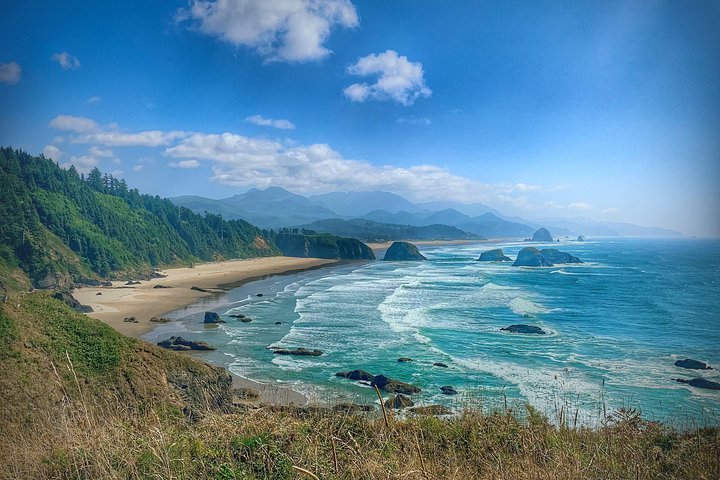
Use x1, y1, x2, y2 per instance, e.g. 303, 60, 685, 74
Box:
74, 256, 338, 338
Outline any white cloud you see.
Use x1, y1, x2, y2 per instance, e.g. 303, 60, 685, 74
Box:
568, 202, 593, 210
245, 114, 295, 130
601, 207, 618, 214
50, 115, 99, 133
50, 114, 190, 147
85, 96, 101, 104
51, 52, 81, 70
177, 0, 358, 62
132, 164, 144, 172
0, 62, 21, 84
397, 116, 431, 126
168, 159, 201, 168
344, 50, 431, 106
110, 169, 124, 177
61, 155, 98, 174
42, 145, 62, 161
510, 183, 542, 193
89, 146, 113, 158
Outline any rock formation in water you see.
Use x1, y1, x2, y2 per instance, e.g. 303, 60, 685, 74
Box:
203, 311, 224, 324
529, 227, 553, 242
501, 324, 547, 335
383, 241, 427, 261
477, 248, 512, 262
157, 336, 216, 351
539, 249, 582, 264
512, 247, 551, 267
675, 358, 713, 370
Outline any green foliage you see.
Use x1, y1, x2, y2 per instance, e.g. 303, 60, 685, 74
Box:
0, 147, 280, 286
0, 306, 19, 359
300, 218, 482, 242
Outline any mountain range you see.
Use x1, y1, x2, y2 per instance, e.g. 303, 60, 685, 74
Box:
170, 187, 683, 239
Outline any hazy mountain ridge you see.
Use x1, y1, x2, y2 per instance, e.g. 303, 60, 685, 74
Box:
171, 187, 684, 239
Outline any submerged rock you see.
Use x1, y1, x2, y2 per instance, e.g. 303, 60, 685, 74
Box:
275, 321, 282, 325
383, 241, 427, 261
272, 347, 323, 356
433, 362, 449, 368
397, 357, 414, 363
501, 324, 547, 335
335, 369, 375, 382
157, 336, 216, 351
371, 375, 422, 394
675, 378, 720, 390
675, 359, 713, 370
539, 249, 582, 264
385, 394, 414, 409
239, 318, 252, 323
204, 311, 224, 324
530, 227, 553, 242
229, 313, 246, 318
440, 385, 459, 395
477, 248, 512, 262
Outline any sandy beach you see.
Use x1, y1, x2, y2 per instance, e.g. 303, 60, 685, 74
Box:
74, 256, 337, 337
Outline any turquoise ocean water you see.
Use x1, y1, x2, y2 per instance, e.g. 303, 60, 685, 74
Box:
145, 238, 720, 426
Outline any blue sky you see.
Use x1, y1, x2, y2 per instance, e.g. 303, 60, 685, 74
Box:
1, 0, 718, 235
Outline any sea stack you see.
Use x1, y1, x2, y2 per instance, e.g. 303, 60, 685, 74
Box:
530, 227, 553, 242
383, 242, 427, 261
477, 248, 512, 262
539, 249, 582, 264
512, 247, 551, 267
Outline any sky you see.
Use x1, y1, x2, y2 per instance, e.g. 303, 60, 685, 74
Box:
0, 1, 718, 236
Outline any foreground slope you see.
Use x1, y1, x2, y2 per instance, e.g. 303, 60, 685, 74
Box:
0, 148, 279, 288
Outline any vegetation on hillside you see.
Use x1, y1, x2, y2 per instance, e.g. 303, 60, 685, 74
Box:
1, 292, 718, 479
270, 228, 376, 260
299, 218, 482, 242
0, 147, 279, 287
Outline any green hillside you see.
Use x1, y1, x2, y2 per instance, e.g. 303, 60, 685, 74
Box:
300, 218, 482, 242
0, 147, 279, 288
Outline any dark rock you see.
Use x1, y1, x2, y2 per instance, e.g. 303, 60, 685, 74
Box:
675, 378, 720, 390
433, 362, 449, 368
539, 249, 582, 264
371, 375, 421, 395
239, 318, 252, 323
123, 316, 138, 323
383, 241, 427, 261
385, 394, 415, 409
577, 235, 585, 242
275, 233, 376, 260
335, 369, 375, 382
256, 293, 264, 297
440, 385, 459, 395
157, 336, 216, 351
397, 357, 414, 363
409, 405, 452, 415
529, 227, 553, 242
96, 292, 102, 295
477, 248, 512, 262
191, 286, 210, 293
501, 324, 547, 335
272, 347, 323, 356
204, 311, 224, 324
229, 314, 246, 318
153, 284, 173, 289
51, 291, 93, 313
332, 403, 375, 412
125, 280, 141, 285
512, 247, 552, 267
675, 359, 713, 370
275, 321, 282, 325
149, 316, 172, 323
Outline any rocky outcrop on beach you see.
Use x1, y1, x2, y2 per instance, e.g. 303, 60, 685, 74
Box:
477, 248, 512, 262
52, 291, 93, 313
204, 311, 224, 324
191, 286, 211, 292
540, 249, 582, 264
501, 324, 547, 335
675, 359, 713, 370
157, 336, 216, 351
675, 378, 720, 390
335, 369, 375, 381
385, 394, 414, 409
529, 227, 553, 242
512, 247, 551, 267
371, 374, 422, 394
383, 241, 427, 261
271, 347, 323, 356
123, 316, 138, 323
149, 316, 172, 323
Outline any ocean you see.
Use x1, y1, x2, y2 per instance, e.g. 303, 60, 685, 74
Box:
144, 238, 720, 426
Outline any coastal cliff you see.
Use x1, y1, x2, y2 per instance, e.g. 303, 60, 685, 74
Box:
274, 232, 376, 260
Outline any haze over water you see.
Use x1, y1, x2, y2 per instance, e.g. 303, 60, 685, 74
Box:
147, 238, 720, 426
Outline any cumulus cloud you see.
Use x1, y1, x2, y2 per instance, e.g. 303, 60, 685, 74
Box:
168, 159, 201, 168
568, 202, 593, 210
0, 62, 21, 84
397, 116, 431, 126
61, 155, 98, 174
49, 114, 190, 147
344, 50, 431, 106
42, 145, 62, 161
176, 0, 358, 62
51, 52, 81, 70
601, 207, 618, 214
245, 114, 295, 129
